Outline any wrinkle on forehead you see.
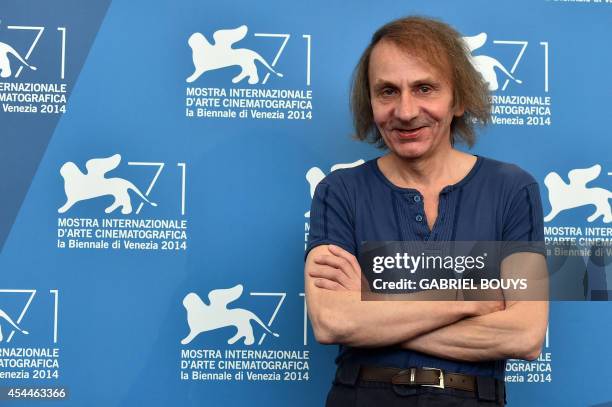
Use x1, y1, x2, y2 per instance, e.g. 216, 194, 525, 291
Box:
368, 41, 452, 91
369, 39, 454, 87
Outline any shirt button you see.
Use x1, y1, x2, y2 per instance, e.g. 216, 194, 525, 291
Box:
415, 215, 423, 222
413, 195, 421, 202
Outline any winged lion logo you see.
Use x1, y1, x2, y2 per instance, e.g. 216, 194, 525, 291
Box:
186, 25, 283, 84
544, 164, 612, 223
58, 154, 157, 215
463, 33, 522, 91
181, 284, 279, 346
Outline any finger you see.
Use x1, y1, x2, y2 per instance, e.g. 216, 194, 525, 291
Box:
328, 245, 360, 272
308, 266, 349, 287
313, 254, 348, 268
313, 255, 353, 279
328, 245, 361, 277
314, 278, 346, 291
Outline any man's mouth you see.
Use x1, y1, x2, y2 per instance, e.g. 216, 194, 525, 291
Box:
394, 126, 425, 138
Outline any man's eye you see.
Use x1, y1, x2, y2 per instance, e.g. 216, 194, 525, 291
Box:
381, 88, 396, 96
418, 85, 432, 94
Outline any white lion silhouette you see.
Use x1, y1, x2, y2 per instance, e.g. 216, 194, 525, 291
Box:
544, 164, 612, 223
181, 284, 279, 346
58, 154, 157, 215
186, 25, 283, 84
305, 159, 365, 217
0, 41, 37, 78
0, 308, 29, 342
463, 33, 522, 91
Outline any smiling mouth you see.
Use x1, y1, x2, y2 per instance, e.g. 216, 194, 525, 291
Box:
395, 127, 425, 138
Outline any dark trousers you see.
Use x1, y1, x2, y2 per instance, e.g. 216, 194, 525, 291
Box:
326, 366, 506, 407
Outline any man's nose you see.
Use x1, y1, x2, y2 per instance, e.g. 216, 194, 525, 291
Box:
394, 92, 419, 121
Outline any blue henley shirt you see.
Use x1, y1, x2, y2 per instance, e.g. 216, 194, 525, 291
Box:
306, 155, 545, 380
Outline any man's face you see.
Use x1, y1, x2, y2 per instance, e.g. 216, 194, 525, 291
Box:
368, 40, 463, 159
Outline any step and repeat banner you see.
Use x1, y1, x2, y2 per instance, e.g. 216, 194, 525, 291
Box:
1, 0, 611, 406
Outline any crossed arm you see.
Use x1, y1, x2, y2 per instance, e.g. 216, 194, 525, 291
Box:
305, 244, 548, 361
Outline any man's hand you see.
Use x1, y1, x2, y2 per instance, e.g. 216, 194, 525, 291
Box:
307, 245, 362, 291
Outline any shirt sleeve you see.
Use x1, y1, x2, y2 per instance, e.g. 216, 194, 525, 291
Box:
305, 175, 357, 259
501, 182, 546, 258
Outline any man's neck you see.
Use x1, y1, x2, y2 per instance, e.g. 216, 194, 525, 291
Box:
378, 147, 476, 191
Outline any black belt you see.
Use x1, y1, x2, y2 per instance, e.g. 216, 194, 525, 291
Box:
360, 366, 475, 391
334, 364, 505, 403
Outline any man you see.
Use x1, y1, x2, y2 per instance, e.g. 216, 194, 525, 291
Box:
304, 16, 548, 406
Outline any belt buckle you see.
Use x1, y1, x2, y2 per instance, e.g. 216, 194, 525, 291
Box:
391, 368, 416, 385
421, 367, 445, 389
